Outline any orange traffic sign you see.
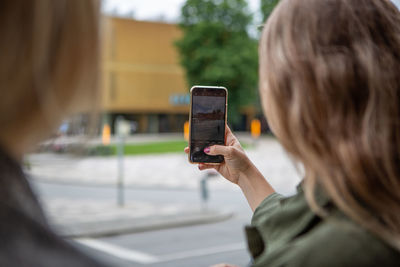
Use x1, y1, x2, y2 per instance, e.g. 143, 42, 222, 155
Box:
184, 121, 190, 141
102, 124, 111, 145
251, 119, 261, 138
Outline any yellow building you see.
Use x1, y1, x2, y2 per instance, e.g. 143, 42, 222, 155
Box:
102, 17, 189, 133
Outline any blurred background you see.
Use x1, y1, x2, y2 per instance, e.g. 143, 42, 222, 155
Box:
25, 0, 400, 267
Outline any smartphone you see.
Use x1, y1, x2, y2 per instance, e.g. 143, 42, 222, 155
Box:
189, 85, 227, 163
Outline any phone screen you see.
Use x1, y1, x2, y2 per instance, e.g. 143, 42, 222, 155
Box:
190, 87, 226, 163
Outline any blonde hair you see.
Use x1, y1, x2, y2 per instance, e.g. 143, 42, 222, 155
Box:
260, 0, 400, 249
0, 0, 100, 155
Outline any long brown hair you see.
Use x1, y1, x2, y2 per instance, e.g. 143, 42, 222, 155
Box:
0, 0, 100, 157
260, 0, 400, 249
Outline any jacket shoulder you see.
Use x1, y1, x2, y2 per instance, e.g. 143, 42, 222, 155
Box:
262, 219, 400, 267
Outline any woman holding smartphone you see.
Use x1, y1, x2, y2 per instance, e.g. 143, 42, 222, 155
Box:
187, 0, 400, 266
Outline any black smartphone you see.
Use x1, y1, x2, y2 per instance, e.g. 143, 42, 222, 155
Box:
189, 85, 227, 163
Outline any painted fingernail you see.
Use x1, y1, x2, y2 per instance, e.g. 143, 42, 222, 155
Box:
204, 147, 210, 153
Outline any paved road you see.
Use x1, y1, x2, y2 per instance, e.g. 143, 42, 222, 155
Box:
30, 136, 301, 266
33, 181, 254, 267
74, 217, 251, 267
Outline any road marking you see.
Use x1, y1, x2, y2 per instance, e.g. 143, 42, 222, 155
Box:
76, 238, 159, 264
76, 238, 246, 264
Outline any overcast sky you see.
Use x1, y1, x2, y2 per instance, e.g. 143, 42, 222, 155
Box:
102, 0, 400, 23
102, 0, 261, 23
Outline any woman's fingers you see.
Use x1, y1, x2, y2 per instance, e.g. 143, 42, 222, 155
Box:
225, 125, 234, 141
198, 163, 216, 171
185, 125, 235, 155
225, 124, 233, 135
225, 125, 241, 147
187, 144, 234, 159
205, 145, 234, 158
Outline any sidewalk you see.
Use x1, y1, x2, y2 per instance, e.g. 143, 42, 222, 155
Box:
28, 136, 301, 237
40, 196, 233, 238
27, 136, 300, 195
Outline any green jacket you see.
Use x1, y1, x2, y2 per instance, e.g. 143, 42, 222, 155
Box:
245, 185, 400, 267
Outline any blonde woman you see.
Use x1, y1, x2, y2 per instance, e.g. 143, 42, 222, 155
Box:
0, 1, 107, 266
187, 0, 400, 266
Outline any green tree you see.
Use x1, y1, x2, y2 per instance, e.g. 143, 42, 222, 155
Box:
261, 0, 279, 23
176, 0, 258, 125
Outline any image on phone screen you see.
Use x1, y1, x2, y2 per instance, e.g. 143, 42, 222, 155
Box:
190, 87, 226, 163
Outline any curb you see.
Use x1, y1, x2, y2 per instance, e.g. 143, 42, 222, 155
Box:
53, 209, 234, 238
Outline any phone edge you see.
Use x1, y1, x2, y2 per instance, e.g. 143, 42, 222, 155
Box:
188, 85, 228, 164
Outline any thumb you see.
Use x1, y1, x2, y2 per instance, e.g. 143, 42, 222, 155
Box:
204, 145, 230, 156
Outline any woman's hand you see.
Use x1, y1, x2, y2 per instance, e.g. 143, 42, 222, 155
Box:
184, 126, 251, 185
185, 125, 275, 211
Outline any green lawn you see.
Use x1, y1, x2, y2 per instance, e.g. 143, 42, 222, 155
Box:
89, 139, 251, 156
110, 140, 188, 155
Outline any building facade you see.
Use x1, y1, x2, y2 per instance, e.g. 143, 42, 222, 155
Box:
102, 17, 189, 133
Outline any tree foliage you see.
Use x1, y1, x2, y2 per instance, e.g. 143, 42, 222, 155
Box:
176, 0, 258, 124
261, 0, 280, 23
